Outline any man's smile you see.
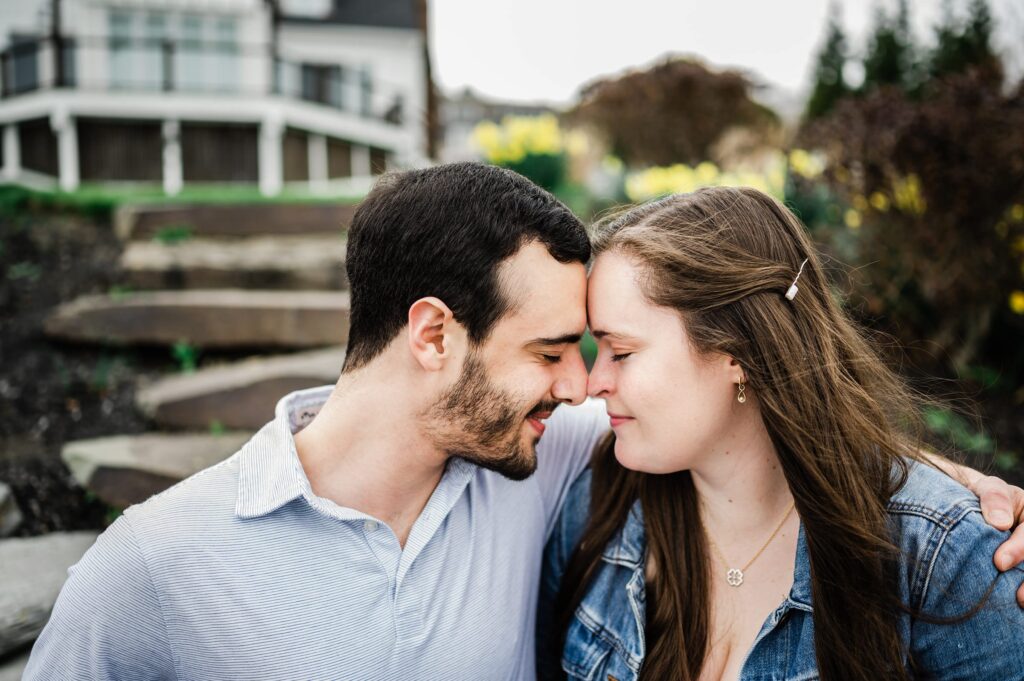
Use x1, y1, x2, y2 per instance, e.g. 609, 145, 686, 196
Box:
526, 411, 552, 436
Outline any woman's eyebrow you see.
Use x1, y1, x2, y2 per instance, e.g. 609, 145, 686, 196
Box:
590, 330, 633, 341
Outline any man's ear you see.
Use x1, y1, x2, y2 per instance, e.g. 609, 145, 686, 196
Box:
408, 297, 460, 371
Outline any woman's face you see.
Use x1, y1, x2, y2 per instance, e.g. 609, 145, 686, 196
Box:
586, 251, 743, 474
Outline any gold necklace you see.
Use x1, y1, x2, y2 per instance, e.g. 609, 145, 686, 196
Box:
705, 502, 796, 587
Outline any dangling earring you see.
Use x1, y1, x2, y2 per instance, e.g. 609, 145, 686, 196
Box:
737, 380, 746, 404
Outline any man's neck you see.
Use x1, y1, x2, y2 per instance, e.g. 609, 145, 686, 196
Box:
292, 371, 448, 547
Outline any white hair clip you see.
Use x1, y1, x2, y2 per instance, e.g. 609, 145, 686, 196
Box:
785, 259, 810, 301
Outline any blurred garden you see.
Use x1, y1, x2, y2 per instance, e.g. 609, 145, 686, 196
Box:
471, 0, 1024, 482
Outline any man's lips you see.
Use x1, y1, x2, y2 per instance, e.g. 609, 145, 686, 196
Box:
607, 412, 634, 428
527, 411, 552, 436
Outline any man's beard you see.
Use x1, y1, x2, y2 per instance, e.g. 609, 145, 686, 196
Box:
424, 351, 558, 481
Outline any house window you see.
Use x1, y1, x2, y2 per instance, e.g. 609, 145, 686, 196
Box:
142, 12, 168, 90
60, 37, 76, 87
108, 10, 133, 89
359, 67, 372, 117
5, 35, 40, 94
212, 17, 238, 91
301, 63, 343, 108
108, 10, 239, 93
179, 14, 203, 90
278, 0, 331, 17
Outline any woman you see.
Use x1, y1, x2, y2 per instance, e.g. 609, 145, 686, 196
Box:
538, 187, 1024, 680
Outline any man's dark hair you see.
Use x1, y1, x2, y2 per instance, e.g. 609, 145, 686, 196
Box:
342, 162, 590, 372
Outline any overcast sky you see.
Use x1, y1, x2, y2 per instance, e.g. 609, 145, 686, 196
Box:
430, 0, 1023, 106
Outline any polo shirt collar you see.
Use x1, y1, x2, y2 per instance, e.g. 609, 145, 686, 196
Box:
234, 385, 479, 523
235, 385, 334, 519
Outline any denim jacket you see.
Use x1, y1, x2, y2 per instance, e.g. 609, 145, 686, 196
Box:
537, 461, 1024, 680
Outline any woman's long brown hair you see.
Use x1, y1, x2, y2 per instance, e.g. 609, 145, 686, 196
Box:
556, 187, 930, 680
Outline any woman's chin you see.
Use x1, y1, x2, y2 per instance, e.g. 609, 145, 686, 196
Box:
615, 440, 688, 475
614, 441, 657, 473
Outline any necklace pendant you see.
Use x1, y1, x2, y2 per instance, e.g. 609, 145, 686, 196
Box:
726, 568, 744, 587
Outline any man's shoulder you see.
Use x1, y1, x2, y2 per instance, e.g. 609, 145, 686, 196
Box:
122, 447, 244, 541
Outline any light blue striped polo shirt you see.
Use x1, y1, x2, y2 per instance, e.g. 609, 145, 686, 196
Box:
25, 386, 609, 680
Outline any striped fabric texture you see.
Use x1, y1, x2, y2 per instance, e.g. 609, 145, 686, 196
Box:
24, 386, 609, 681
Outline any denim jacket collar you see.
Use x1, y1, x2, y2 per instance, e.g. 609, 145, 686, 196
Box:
601, 500, 647, 568
598, 498, 815, 613
788, 524, 813, 610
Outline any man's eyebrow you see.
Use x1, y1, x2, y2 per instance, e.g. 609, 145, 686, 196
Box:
527, 333, 583, 346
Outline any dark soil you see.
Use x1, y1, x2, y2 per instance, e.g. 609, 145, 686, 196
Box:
0, 210, 161, 535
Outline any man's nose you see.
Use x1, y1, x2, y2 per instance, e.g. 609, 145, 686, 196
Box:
552, 346, 588, 406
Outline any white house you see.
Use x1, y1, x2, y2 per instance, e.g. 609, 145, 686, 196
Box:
0, 0, 435, 196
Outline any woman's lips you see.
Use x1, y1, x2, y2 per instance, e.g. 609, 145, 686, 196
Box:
608, 413, 634, 428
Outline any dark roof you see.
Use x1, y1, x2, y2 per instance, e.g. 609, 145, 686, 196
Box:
281, 0, 420, 30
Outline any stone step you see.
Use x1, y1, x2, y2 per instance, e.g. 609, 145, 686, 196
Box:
0, 531, 99, 657
0, 483, 22, 538
115, 202, 358, 241
121, 236, 348, 291
0, 648, 30, 681
62, 432, 252, 509
137, 347, 344, 430
44, 290, 350, 349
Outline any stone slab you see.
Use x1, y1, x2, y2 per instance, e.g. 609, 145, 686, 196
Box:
44, 289, 350, 349
120, 236, 348, 291
0, 648, 30, 681
115, 203, 357, 241
62, 432, 252, 509
0, 532, 98, 657
137, 347, 344, 430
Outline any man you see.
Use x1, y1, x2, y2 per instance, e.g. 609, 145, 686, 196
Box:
25, 163, 1024, 679
26, 162, 606, 679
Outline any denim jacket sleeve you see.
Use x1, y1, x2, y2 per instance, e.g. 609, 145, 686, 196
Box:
907, 500, 1024, 678
537, 468, 594, 681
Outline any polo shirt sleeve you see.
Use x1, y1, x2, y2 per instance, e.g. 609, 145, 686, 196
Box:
23, 513, 177, 680
533, 398, 610, 539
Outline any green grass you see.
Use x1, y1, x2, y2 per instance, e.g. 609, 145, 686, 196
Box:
152, 224, 195, 244
923, 405, 1019, 472
6, 261, 42, 282
0, 183, 365, 221
171, 341, 200, 374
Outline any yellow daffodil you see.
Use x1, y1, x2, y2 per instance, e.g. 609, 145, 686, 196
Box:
845, 208, 862, 229
624, 155, 785, 203
870, 192, 890, 212
471, 114, 565, 165
1010, 291, 1024, 315
788, 148, 826, 180
892, 175, 926, 215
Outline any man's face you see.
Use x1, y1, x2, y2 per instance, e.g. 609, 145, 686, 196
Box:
424, 241, 588, 479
